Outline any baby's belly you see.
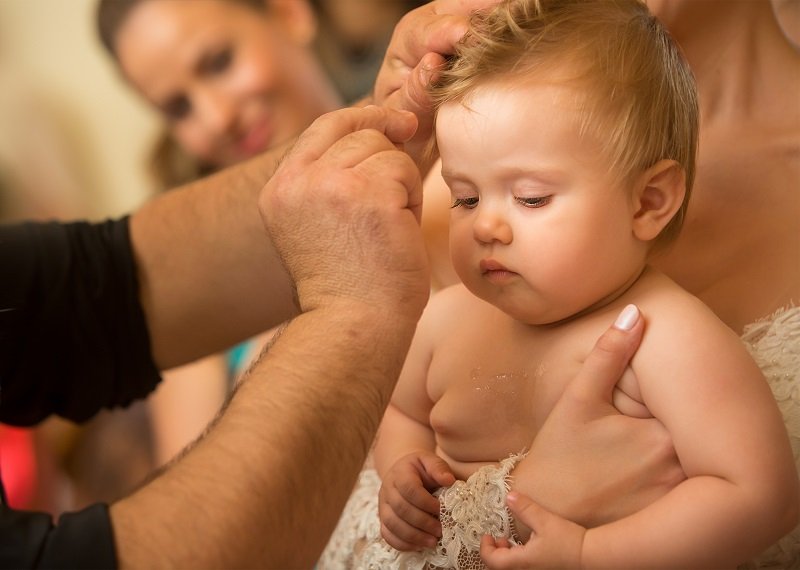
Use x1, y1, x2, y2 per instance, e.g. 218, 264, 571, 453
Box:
436, 437, 533, 481
431, 400, 553, 481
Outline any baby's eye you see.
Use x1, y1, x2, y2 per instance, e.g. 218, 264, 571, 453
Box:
515, 196, 551, 208
451, 197, 479, 209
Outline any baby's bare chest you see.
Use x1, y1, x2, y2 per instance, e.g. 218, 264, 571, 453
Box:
426, 321, 592, 463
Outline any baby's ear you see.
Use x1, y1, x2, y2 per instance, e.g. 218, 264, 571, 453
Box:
631, 159, 686, 242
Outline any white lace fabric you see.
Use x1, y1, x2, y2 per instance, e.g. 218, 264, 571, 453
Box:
319, 454, 523, 570
740, 306, 800, 569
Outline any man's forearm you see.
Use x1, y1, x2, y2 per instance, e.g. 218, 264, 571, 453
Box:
109, 303, 419, 569
129, 142, 297, 369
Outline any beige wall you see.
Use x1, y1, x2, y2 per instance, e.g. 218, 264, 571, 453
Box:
0, 0, 160, 218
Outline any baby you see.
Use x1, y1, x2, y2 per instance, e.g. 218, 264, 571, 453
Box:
320, 0, 799, 568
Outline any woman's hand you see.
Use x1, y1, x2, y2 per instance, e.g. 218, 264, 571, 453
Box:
505, 306, 685, 534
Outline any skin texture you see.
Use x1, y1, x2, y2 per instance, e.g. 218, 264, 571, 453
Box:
646, 0, 800, 336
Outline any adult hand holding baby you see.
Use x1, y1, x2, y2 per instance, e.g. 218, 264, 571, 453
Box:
481, 306, 685, 568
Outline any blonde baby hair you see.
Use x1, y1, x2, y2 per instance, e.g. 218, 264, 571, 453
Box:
431, 0, 699, 248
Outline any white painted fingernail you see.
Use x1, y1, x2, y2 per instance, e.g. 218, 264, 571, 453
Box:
614, 304, 639, 331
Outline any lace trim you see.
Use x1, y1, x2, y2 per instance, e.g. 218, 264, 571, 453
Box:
740, 306, 800, 569
319, 454, 525, 570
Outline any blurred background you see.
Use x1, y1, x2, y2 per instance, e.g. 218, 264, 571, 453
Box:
0, 0, 158, 219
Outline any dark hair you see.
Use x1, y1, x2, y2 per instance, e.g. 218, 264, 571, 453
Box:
96, 0, 264, 57
95, 0, 262, 192
96, 0, 139, 57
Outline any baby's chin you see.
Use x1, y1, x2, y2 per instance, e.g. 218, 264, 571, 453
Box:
484, 295, 591, 327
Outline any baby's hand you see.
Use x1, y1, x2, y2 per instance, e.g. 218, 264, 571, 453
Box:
481, 492, 586, 569
379, 451, 456, 551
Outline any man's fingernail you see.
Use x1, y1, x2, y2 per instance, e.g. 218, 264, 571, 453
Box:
506, 491, 519, 505
614, 304, 640, 331
419, 65, 433, 87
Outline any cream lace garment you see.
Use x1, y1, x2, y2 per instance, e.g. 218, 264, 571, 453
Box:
319, 454, 523, 570
320, 307, 800, 569
740, 306, 800, 569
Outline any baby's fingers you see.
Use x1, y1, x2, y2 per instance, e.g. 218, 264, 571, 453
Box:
379, 501, 440, 550
418, 454, 456, 488
481, 534, 526, 570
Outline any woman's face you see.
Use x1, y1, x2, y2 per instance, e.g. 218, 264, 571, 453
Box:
115, 0, 340, 167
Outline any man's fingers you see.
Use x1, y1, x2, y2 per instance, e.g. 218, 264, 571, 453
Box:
394, 0, 499, 63
355, 150, 424, 222
325, 129, 403, 171
291, 106, 418, 163
567, 304, 644, 404
402, 13, 468, 61
392, 52, 448, 118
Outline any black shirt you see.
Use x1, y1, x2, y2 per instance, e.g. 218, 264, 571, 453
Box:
0, 218, 161, 568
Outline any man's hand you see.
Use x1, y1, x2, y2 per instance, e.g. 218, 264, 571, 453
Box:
501, 305, 685, 538
259, 106, 430, 320
373, 0, 501, 168
379, 451, 456, 551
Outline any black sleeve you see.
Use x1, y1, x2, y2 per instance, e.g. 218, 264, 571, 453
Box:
0, 217, 161, 426
0, 498, 116, 569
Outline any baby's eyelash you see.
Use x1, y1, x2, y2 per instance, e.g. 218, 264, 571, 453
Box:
451, 197, 479, 209
515, 196, 551, 208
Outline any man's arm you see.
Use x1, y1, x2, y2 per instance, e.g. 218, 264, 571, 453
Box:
129, 142, 297, 369
111, 106, 430, 569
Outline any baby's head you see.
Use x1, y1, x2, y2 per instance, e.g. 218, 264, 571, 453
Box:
430, 0, 699, 324
432, 0, 699, 249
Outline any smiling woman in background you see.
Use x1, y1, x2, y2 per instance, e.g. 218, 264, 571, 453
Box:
98, 0, 344, 188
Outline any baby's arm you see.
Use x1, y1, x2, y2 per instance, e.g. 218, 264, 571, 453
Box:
373, 295, 456, 551
376, 406, 455, 550
499, 299, 799, 568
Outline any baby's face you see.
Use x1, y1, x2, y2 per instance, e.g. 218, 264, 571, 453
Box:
436, 80, 648, 325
